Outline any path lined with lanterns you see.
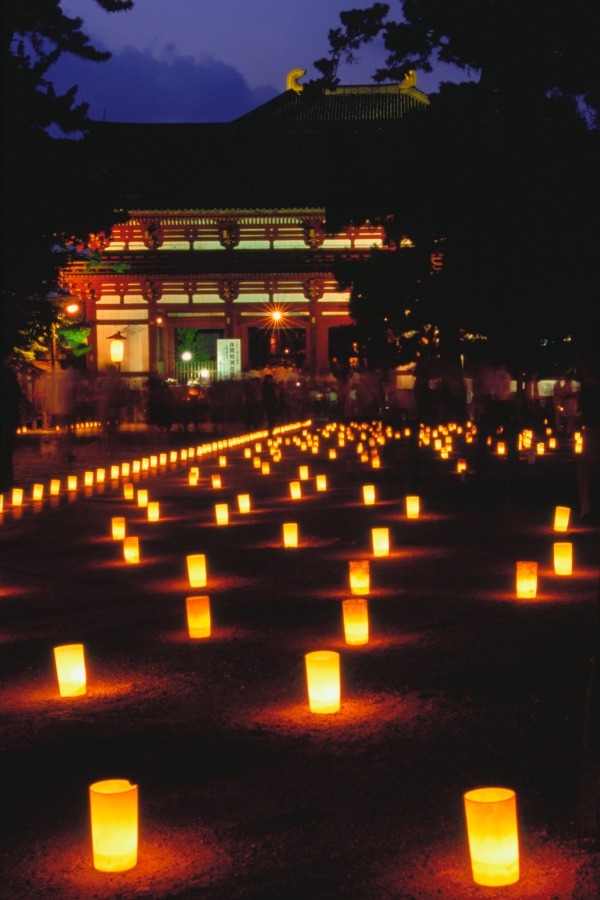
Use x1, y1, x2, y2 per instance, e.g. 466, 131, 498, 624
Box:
1, 419, 599, 897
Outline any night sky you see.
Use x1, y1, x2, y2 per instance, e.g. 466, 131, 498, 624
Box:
50, 0, 470, 123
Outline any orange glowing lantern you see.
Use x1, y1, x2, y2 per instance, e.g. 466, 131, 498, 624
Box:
244, 447, 252, 458
211, 474, 222, 489
553, 542, 573, 575
111, 516, 126, 540
123, 536, 140, 564
516, 561, 537, 598
136, 489, 148, 508
32, 483, 44, 501
299, 465, 309, 481
290, 481, 302, 500
464, 787, 519, 886
261, 461, 271, 475
141, 458, 149, 471
253, 457, 261, 469
406, 495, 420, 519
169, 451, 178, 463
84, 471, 94, 487
371, 527, 390, 557
363, 484, 376, 505
96, 468, 106, 484
329, 448, 337, 459
67, 475, 78, 492
121, 462, 130, 477
110, 465, 120, 480
159, 453, 167, 466
349, 559, 370, 595
371, 456, 381, 469
150, 456, 158, 468
553, 506, 571, 533
215, 503, 229, 525
12, 487, 23, 506
187, 553, 207, 587
123, 483, 134, 500
497, 442, 506, 456
305, 650, 341, 714
283, 522, 299, 548
218, 455, 227, 467
186, 594, 211, 638
316, 474, 327, 491
89, 779, 138, 872
457, 459, 467, 474
237, 493, 251, 514
147, 501, 160, 522
54, 643, 86, 697
50, 479, 61, 495
189, 468, 199, 486
342, 598, 369, 645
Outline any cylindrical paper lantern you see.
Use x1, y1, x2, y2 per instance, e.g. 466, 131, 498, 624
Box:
12, 487, 23, 506
111, 516, 126, 540
290, 481, 302, 500
121, 462, 130, 477
553, 542, 573, 575
464, 787, 519, 886
67, 475, 77, 492
342, 598, 369, 645
329, 448, 337, 459
516, 561, 537, 598
147, 501, 160, 522
349, 559, 370, 595
363, 484, 376, 505
123, 483, 134, 500
159, 453, 167, 466
136, 489, 148, 508
261, 461, 271, 475
50, 479, 61, 495
187, 553, 207, 587
406, 495, 420, 519
215, 503, 229, 525
96, 468, 106, 483
32, 483, 44, 501
218, 455, 227, 467
299, 465, 309, 481
553, 506, 571, 533
305, 650, 341, 714
237, 493, 251, 514
84, 471, 94, 487
110, 465, 120, 480
186, 595, 211, 638
316, 475, 327, 491
123, 536, 140, 564
211, 474, 222, 489
283, 522, 298, 548
371, 527, 390, 557
54, 643, 86, 697
89, 779, 138, 872
189, 468, 199, 486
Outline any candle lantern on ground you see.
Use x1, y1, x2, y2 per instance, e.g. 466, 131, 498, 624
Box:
553, 542, 573, 575
211, 474, 222, 489
89, 779, 138, 872
67, 476, 77, 492
123, 483, 134, 500
316, 475, 327, 491
137, 489, 148, 508
147, 501, 160, 522
305, 650, 341, 714
32, 483, 44, 501
123, 536, 140, 564
111, 516, 126, 540
50, 479, 61, 495
371, 527, 390, 557
54, 643, 86, 696
349, 559, 370, 595
406, 495, 420, 519
342, 598, 369, 645
12, 487, 23, 506
237, 493, 251, 514
215, 503, 229, 525
516, 561, 537, 598
186, 595, 211, 638
187, 554, 207, 587
290, 481, 302, 500
363, 484, 376, 505
84, 471, 94, 487
283, 522, 298, 548
299, 465, 309, 481
553, 506, 571, 533
464, 787, 519, 886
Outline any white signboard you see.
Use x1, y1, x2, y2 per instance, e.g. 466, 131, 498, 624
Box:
217, 339, 241, 380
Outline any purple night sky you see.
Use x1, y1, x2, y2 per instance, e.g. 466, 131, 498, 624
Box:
50, 0, 470, 124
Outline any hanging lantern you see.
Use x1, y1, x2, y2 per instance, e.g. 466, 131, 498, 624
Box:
283, 522, 299, 548
349, 559, 370, 595
187, 554, 207, 587
108, 332, 125, 365
136, 489, 148, 508
111, 516, 126, 540
516, 561, 537, 598
553, 542, 573, 576
215, 503, 229, 525
342, 598, 369, 645
147, 501, 160, 522
11, 487, 23, 506
290, 481, 302, 500
305, 650, 341, 714
363, 485, 376, 505
299, 465, 309, 481
406, 495, 420, 519
371, 527, 390, 557
464, 787, 519, 886
123, 536, 140, 564
553, 506, 571, 533
67, 476, 77, 492
32, 483, 44, 501
110, 465, 120, 480
50, 479, 61, 496
89, 779, 138, 872
54, 643, 86, 697
186, 595, 211, 638
316, 475, 327, 491
211, 474, 222, 489
237, 493, 251, 514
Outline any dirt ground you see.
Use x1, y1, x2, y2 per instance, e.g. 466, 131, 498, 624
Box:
1, 424, 599, 898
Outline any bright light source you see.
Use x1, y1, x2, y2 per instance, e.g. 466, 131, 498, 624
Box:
181, 351, 192, 362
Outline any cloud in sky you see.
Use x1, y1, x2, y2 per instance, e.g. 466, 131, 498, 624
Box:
49, 43, 278, 123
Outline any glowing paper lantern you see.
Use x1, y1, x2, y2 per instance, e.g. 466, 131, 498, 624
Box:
159, 453, 167, 466
169, 451, 178, 463
12, 487, 23, 506
211, 474, 222, 489
186, 595, 211, 638
516, 561, 537, 598
342, 598, 369, 645
290, 481, 302, 500
189, 468, 199, 486
316, 474, 327, 491
553, 542, 573, 576
50, 479, 61, 495
123, 483, 134, 500
218, 455, 227, 467
54, 643, 86, 697
406, 495, 420, 519
121, 462, 130, 477
363, 484, 376, 505
244, 447, 251, 458
89, 779, 138, 872
371, 527, 390, 557
110, 465, 120, 480
553, 506, 571, 533
187, 553, 207, 587
141, 458, 149, 471
497, 442, 506, 456
150, 456, 158, 468
215, 503, 229, 525
253, 457, 261, 469
261, 462, 271, 475
136, 489, 148, 508
371, 456, 381, 469
464, 787, 519, 886
123, 536, 140, 564
111, 516, 126, 540
457, 459, 467, 474
147, 501, 160, 522
283, 522, 298, 548
32, 483, 44, 501
299, 465, 309, 481
237, 494, 251, 514
67, 475, 77, 492
84, 471, 94, 487
305, 650, 340, 714
96, 468, 106, 484
349, 559, 370, 596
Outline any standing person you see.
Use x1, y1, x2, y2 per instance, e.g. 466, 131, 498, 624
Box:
0, 353, 26, 492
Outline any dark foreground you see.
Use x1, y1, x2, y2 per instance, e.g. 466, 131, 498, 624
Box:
1, 424, 599, 898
